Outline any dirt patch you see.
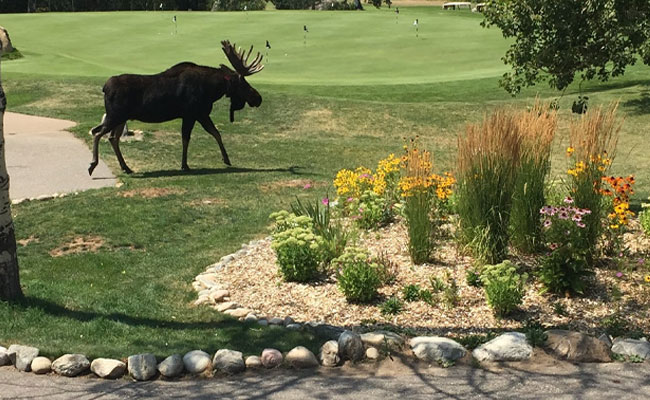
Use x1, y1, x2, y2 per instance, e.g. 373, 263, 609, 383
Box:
187, 198, 228, 207
260, 179, 323, 192
50, 236, 105, 257
119, 187, 185, 199
17, 235, 39, 247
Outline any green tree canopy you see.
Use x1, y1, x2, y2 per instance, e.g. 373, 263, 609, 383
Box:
482, 0, 650, 95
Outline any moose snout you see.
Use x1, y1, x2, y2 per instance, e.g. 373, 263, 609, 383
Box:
247, 94, 262, 108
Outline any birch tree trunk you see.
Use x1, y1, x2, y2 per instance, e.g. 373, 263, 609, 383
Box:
0, 27, 22, 301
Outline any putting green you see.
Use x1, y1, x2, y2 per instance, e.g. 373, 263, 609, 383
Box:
1, 8, 508, 85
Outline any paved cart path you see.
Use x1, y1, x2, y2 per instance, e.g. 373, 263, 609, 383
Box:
4, 112, 116, 200
1, 362, 650, 399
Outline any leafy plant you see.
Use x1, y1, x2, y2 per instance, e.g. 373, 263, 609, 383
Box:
523, 320, 547, 347
600, 313, 630, 338
429, 275, 446, 293
455, 332, 497, 350
639, 197, 650, 236
270, 220, 324, 283
374, 251, 399, 285
418, 289, 434, 305
333, 247, 382, 303
465, 267, 482, 287
402, 284, 422, 302
442, 273, 460, 309
481, 260, 527, 317
380, 297, 403, 316
552, 302, 567, 317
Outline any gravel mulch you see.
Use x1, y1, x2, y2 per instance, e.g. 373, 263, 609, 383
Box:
215, 219, 650, 336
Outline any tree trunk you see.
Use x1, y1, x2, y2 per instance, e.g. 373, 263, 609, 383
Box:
0, 27, 23, 301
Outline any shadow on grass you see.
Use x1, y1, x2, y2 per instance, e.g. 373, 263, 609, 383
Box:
622, 87, 650, 115
133, 165, 304, 179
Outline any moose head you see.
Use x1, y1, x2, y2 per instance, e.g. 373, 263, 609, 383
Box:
221, 40, 264, 122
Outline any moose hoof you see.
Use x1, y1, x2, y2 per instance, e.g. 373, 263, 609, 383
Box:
181, 164, 191, 171
88, 162, 98, 176
123, 167, 134, 174
223, 158, 232, 166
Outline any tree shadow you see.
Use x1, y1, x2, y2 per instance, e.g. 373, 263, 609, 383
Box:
622, 87, 650, 115
133, 165, 304, 179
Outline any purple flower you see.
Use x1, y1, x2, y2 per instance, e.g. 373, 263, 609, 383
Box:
303, 183, 312, 189
576, 222, 586, 228
639, 258, 645, 265
549, 243, 559, 250
558, 211, 569, 220
572, 214, 582, 222
321, 197, 329, 206
564, 196, 574, 204
543, 219, 552, 228
581, 208, 592, 215
346, 197, 355, 203
616, 272, 623, 278
540, 206, 552, 215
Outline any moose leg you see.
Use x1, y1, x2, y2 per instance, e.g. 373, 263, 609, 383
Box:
181, 118, 196, 171
197, 116, 231, 166
108, 123, 133, 174
89, 125, 112, 176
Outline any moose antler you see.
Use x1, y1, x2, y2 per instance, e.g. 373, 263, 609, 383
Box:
221, 40, 264, 76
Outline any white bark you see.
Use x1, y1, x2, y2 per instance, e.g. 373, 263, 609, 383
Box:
0, 26, 22, 300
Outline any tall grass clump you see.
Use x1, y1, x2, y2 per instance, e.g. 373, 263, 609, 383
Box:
457, 111, 522, 264
510, 104, 557, 253
399, 139, 455, 264
567, 104, 621, 259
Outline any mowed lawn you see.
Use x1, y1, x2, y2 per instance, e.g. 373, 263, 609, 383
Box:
1, 8, 650, 359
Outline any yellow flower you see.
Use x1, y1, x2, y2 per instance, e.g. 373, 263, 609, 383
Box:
645, 275, 650, 283
566, 146, 575, 156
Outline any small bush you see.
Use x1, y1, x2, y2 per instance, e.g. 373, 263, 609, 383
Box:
523, 320, 547, 347
481, 260, 527, 317
402, 284, 421, 302
271, 225, 324, 283
418, 289, 434, 305
271, 0, 314, 9
380, 297, 403, 316
212, 0, 266, 11
333, 247, 382, 303
374, 251, 399, 285
429, 275, 446, 293
455, 332, 497, 350
442, 276, 460, 309
466, 267, 482, 287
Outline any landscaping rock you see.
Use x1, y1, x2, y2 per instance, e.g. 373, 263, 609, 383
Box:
598, 334, 613, 349
212, 349, 245, 374
361, 331, 405, 349
7, 345, 39, 372
366, 347, 380, 360
257, 319, 269, 326
0, 346, 8, 366
305, 322, 345, 341
545, 330, 612, 362
269, 317, 284, 325
319, 340, 340, 367
284, 316, 295, 326
224, 308, 252, 318
244, 314, 258, 323
128, 353, 158, 381
410, 337, 466, 364
157, 354, 184, 378
611, 338, 650, 360
209, 290, 230, 302
286, 324, 302, 331
183, 350, 211, 374
52, 354, 90, 377
216, 301, 238, 312
261, 348, 283, 368
473, 332, 533, 362
245, 356, 262, 368
91, 358, 126, 379
338, 330, 364, 362
286, 346, 319, 368
31, 357, 52, 374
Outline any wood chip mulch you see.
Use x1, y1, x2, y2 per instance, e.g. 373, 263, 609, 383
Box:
215, 219, 650, 336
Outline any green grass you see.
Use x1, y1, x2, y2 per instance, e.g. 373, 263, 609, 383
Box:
1, 7, 649, 359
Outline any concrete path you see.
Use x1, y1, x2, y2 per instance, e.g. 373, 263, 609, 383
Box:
1, 362, 650, 399
4, 112, 116, 200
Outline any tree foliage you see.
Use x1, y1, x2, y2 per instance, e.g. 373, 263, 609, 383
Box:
0, 0, 213, 12
482, 0, 650, 94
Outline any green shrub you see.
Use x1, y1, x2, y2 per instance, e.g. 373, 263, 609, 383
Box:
333, 247, 382, 303
523, 320, 547, 347
271, 0, 314, 9
291, 196, 351, 262
537, 204, 594, 295
353, 190, 392, 230
442, 276, 460, 309
269, 210, 312, 233
374, 252, 399, 285
271, 226, 324, 282
465, 267, 482, 287
418, 289, 434, 305
380, 297, 403, 315
481, 260, 527, 317
402, 284, 421, 302
429, 275, 446, 293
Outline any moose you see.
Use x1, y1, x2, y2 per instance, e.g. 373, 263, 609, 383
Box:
88, 40, 264, 176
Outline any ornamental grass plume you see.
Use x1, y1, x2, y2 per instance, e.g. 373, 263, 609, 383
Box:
568, 103, 622, 259
510, 102, 557, 253
457, 110, 522, 264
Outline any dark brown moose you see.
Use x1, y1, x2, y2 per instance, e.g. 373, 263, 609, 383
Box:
88, 40, 264, 176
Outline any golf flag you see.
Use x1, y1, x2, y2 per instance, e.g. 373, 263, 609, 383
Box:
304, 25, 309, 32
266, 40, 271, 49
